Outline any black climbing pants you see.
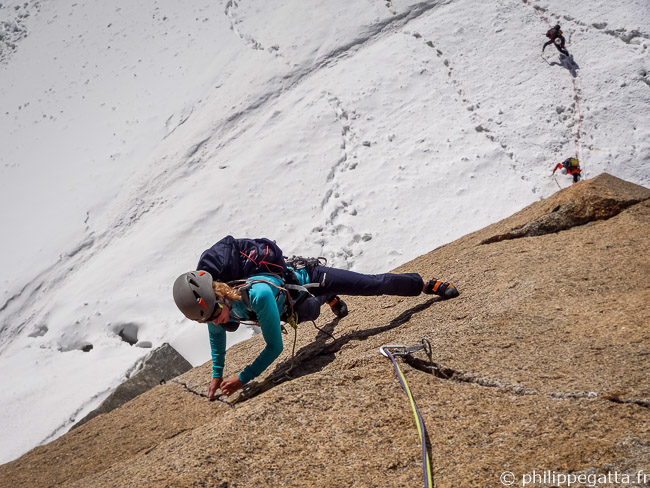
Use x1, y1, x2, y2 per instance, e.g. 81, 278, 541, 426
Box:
544, 39, 569, 56
294, 266, 424, 322
309, 266, 424, 298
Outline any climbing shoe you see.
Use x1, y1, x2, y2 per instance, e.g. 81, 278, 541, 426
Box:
328, 295, 349, 319
424, 279, 459, 299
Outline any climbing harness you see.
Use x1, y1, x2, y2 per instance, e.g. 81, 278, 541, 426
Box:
231, 277, 299, 322
285, 255, 328, 274
379, 338, 434, 488
231, 255, 328, 325
230, 276, 312, 332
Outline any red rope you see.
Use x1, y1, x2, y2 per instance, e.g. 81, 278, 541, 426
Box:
524, 0, 552, 27
524, 0, 584, 175
570, 74, 582, 163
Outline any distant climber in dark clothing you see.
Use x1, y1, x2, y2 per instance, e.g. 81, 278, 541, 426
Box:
543, 24, 569, 56
553, 157, 581, 183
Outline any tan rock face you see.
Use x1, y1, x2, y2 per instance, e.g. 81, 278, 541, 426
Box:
1, 174, 648, 488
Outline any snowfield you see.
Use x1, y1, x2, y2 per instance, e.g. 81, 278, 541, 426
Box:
0, 0, 648, 463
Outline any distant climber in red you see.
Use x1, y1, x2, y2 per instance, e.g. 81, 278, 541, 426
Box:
543, 24, 570, 56
553, 157, 582, 183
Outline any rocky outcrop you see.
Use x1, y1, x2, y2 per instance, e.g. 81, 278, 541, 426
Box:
72, 343, 192, 429
480, 174, 649, 243
1, 174, 648, 488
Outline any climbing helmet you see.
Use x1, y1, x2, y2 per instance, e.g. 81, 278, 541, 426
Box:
173, 270, 218, 322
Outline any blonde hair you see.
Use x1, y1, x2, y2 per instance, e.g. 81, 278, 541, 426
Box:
213, 282, 242, 301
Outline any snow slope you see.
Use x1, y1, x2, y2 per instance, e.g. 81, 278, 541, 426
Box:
0, 0, 648, 464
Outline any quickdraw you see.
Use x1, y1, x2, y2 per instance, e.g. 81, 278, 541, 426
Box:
380, 338, 434, 488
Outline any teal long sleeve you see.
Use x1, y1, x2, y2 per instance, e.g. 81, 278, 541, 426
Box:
207, 280, 285, 384
208, 322, 226, 378
238, 284, 284, 384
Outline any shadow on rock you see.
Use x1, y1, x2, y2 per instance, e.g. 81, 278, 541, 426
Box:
235, 297, 441, 401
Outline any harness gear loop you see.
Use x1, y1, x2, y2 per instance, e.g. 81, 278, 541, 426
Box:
285, 256, 328, 272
